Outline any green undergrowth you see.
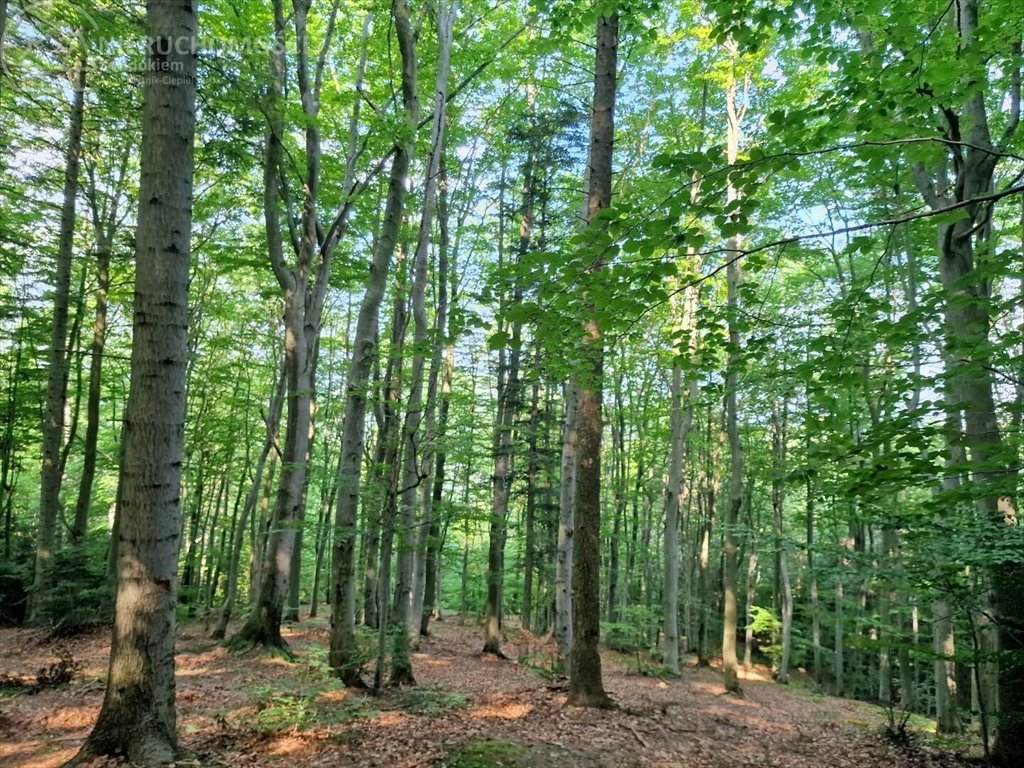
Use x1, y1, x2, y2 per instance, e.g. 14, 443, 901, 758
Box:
251, 687, 377, 733
384, 684, 469, 716
436, 739, 530, 768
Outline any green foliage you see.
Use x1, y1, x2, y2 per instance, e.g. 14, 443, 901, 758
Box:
748, 605, 782, 664
437, 739, 529, 768
0, 555, 30, 626
603, 605, 664, 676
389, 685, 469, 716
0, 647, 79, 694
30, 544, 113, 629
250, 685, 376, 734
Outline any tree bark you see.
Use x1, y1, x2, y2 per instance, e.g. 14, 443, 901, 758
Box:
772, 399, 793, 684
73, 145, 132, 546
328, 2, 411, 685
721, 47, 746, 695
567, 10, 617, 709
72, 3, 195, 761
30, 58, 86, 621
907, 2, 1021, 756
555, 383, 577, 672
212, 361, 286, 640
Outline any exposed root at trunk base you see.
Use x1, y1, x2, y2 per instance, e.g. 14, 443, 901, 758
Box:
225, 623, 293, 660
389, 666, 417, 687
566, 690, 615, 709
66, 727, 176, 768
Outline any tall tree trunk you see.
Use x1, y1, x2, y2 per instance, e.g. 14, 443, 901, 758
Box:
522, 346, 541, 633
483, 160, 522, 657
1, 329, 22, 561
232, 0, 342, 649
71, 230, 111, 542
772, 399, 793, 684
721, 48, 747, 695
420, 155, 455, 638
421, 343, 453, 636
662, 265, 700, 672
567, 9, 617, 709
73, 2, 195, 761
907, 2, 1021, 759
212, 361, 286, 640
555, 383, 577, 672
410, 0, 456, 639
30, 58, 86, 622
373, 270, 408, 691
328, 4, 411, 671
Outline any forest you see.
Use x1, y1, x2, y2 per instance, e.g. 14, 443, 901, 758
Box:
0, 0, 1023, 765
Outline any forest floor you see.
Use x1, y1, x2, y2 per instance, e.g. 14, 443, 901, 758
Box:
0, 614, 982, 767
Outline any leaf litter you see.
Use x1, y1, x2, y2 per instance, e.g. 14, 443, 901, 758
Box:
0, 616, 979, 767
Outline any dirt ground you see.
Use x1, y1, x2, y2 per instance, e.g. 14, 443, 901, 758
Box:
0, 615, 979, 767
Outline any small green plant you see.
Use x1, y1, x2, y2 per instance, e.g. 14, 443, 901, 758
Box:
249, 683, 376, 733
255, 692, 312, 732
438, 739, 529, 768
391, 684, 468, 716
603, 605, 662, 676
882, 700, 916, 747
0, 648, 80, 694
748, 605, 783, 666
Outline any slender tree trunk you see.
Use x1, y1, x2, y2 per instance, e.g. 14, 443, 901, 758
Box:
310, 444, 335, 618
663, 270, 699, 671
420, 154, 455, 638
522, 347, 541, 633
411, 1, 456, 639
1, 330, 22, 561
567, 10, 617, 709
250, 449, 276, 605
231, 0, 338, 648
772, 399, 793, 684
555, 383, 577, 672
421, 344, 453, 636
71, 235, 111, 542
721, 50, 747, 695
483, 159, 522, 657
328, 80, 411, 678
373, 275, 407, 691
73, 3, 195, 761
30, 59, 86, 621
212, 361, 286, 639
907, 3, 1021, 758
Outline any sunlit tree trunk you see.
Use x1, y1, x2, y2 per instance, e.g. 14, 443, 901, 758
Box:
72, 2, 195, 761
721, 44, 747, 695
212, 361, 286, 640
30, 57, 86, 621
555, 383, 577, 671
662, 271, 699, 672
772, 399, 793, 683
567, 9, 617, 708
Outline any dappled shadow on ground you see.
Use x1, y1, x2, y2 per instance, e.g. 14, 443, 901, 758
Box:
0, 616, 979, 768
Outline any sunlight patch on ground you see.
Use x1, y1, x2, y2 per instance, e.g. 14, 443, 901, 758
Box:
469, 701, 534, 720
40, 705, 99, 729
419, 657, 452, 667
0, 742, 77, 768
370, 711, 409, 728
257, 656, 297, 668
263, 734, 311, 756
176, 666, 213, 677
316, 688, 354, 704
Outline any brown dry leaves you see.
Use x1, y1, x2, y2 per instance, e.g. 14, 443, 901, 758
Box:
0, 617, 976, 768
